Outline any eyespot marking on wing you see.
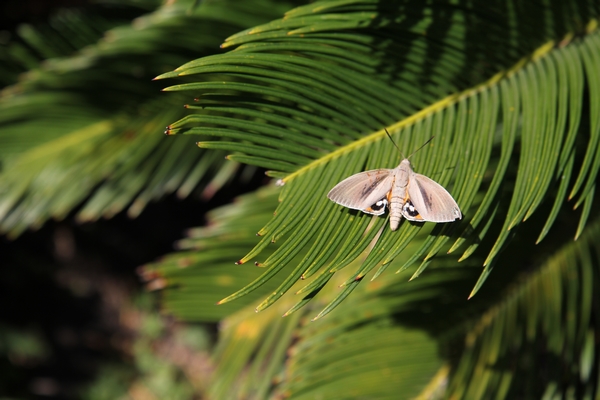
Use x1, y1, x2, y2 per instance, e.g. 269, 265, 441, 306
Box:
364, 198, 388, 214
402, 199, 423, 220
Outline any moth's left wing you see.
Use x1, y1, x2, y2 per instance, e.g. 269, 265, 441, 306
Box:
327, 169, 394, 216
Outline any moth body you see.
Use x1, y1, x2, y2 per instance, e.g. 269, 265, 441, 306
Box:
388, 159, 410, 230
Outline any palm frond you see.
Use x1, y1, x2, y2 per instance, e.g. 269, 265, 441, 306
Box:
148, 170, 600, 397
140, 186, 296, 322
0, 1, 157, 86
279, 215, 600, 399
159, 0, 600, 315
211, 303, 443, 400
446, 215, 600, 398
0, 0, 295, 237
192, 224, 468, 399
154, 185, 481, 399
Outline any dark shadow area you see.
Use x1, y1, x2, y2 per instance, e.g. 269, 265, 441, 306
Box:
370, 0, 596, 105
0, 163, 268, 398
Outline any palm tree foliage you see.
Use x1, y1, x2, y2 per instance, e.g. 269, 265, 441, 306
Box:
2, 0, 600, 398
158, 0, 600, 315
0, 0, 297, 237
146, 0, 600, 397
0, 0, 160, 86
144, 181, 600, 398
446, 219, 600, 398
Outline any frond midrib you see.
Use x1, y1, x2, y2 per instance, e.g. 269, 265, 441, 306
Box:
282, 36, 568, 184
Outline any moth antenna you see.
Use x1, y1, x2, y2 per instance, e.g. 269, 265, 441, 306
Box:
407, 136, 435, 160
384, 128, 406, 159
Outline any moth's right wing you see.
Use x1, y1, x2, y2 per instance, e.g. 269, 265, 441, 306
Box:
406, 173, 462, 222
327, 169, 394, 216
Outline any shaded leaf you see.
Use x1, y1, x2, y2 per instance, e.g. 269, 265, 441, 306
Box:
0, 0, 300, 237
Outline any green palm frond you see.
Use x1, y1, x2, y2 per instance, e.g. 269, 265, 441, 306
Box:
0, 0, 296, 237
210, 303, 443, 400
159, 0, 600, 315
446, 216, 600, 398
0, 1, 157, 86
163, 196, 600, 399
140, 186, 294, 321
161, 186, 464, 398
147, 183, 478, 399
147, 169, 600, 397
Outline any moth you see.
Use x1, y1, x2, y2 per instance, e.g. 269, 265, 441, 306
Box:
327, 135, 461, 230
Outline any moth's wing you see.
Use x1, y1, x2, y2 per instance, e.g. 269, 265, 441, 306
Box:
327, 169, 394, 216
405, 173, 462, 222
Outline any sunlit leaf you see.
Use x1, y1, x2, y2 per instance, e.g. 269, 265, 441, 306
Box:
160, 0, 600, 314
